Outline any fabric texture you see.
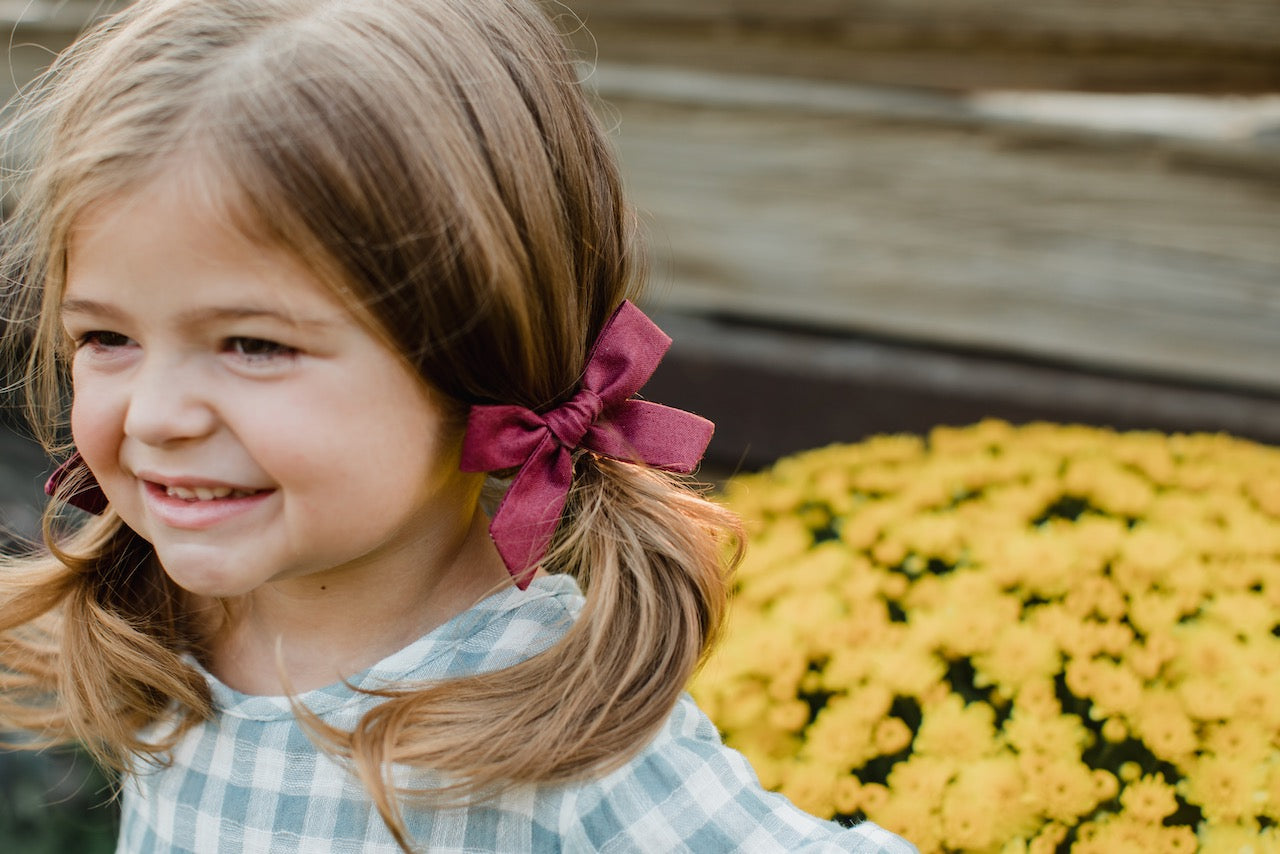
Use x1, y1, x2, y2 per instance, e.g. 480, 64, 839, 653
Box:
117, 575, 918, 853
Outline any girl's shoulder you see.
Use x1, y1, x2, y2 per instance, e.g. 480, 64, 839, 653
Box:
385, 572, 584, 684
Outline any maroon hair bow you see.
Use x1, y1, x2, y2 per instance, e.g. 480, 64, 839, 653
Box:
460, 300, 713, 588
45, 451, 109, 515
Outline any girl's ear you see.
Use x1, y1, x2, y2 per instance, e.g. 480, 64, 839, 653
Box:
45, 451, 109, 514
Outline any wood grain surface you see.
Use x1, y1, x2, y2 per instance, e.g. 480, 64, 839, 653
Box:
590, 68, 1280, 394
559, 0, 1280, 93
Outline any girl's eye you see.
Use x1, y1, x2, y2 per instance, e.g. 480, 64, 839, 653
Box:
225, 337, 297, 362
77, 330, 134, 349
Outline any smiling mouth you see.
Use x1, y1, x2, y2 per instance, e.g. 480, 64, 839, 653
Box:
161, 485, 265, 501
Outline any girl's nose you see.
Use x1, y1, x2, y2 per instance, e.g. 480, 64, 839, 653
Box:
122, 358, 217, 445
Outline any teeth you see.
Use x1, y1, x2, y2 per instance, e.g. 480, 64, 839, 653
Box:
165, 485, 255, 501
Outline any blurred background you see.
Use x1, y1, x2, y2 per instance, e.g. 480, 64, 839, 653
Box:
561, 0, 1280, 470
1, 0, 1278, 849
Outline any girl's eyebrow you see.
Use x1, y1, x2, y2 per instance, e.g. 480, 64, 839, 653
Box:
59, 298, 337, 329
59, 298, 128, 322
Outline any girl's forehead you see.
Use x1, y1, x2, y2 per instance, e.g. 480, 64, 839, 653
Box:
67, 180, 311, 307
70, 158, 258, 251
60, 162, 401, 348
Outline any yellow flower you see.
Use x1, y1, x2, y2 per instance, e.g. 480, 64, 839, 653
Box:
1119, 773, 1178, 823
799, 709, 877, 771
1087, 659, 1144, 718
1004, 708, 1090, 759
1100, 717, 1128, 743
1197, 822, 1280, 854
1076, 815, 1196, 854
1023, 757, 1099, 823
1203, 590, 1277, 639
765, 699, 811, 733
1204, 720, 1271, 762
952, 756, 1040, 841
972, 622, 1060, 694
1171, 623, 1244, 680
1063, 575, 1126, 621
1092, 768, 1119, 802
840, 499, 910, 551
1124, 631, 1177, 680
1112, 525, 1186, 593
1013, 680, 1061, 718
1178, 676, 1239, 722
1163, 826, 1199, 854
1062, 456, 1155, 518
832, 776, 862, 814
881, 757, 956, 829
871, 794, 943, 854
1127, 591, 1184, 636
872, 716, 914, 756
1133, 689, 1198, 764
1027, 823, 1068, 854
778, 761, 839, 818
859, 782, 891, 814
1181, 756, 1267, 825
970, 530, 1076, 599
871, 640, 948, 698
1246, 473, 1280, 518
941, 787, 1001, 851
920, 573, 1021, 658
913, 695, 997, 761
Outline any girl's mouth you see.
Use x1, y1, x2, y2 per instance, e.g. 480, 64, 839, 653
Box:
163, 485, 263, 501
142, 480, 274, 530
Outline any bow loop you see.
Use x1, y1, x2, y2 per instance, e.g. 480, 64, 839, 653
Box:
460, 300, 713, 587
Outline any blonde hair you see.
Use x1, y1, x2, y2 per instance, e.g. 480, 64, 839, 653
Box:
0, 0, 739, 849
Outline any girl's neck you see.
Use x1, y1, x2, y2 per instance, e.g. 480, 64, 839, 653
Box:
197, 511, 512, 696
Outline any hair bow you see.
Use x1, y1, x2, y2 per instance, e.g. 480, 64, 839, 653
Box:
460, 300, 713, 588
45, 451, 109, 514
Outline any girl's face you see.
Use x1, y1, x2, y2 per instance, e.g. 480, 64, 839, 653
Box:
60, 173, 483, 599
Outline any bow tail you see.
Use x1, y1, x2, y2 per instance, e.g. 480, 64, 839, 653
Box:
486, 432, 575, 589
583, 400, 714, 473
45, 451, 109, 515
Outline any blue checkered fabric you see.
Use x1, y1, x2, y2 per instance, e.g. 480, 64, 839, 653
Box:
118, 575, 917, 853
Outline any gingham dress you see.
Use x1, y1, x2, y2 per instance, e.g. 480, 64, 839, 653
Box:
118, 575, 917, 853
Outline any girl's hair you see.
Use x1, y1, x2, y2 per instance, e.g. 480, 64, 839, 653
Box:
0, 0, 739, 848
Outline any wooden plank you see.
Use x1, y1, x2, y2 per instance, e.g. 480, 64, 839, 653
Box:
557, 0, 1280, 92
561, 0, 1280, 46
559, 0, 1280, 51
591, 69, 1280, 394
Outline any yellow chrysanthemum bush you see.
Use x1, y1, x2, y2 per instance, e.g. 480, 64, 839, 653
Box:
694, 420, 1280, 853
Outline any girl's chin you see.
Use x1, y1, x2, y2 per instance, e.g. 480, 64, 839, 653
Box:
155, 558, 270, 599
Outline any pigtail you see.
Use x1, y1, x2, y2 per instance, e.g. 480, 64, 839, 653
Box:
0, 509, 210, 767
544, 456, 741, 735
298, 458, 739, 850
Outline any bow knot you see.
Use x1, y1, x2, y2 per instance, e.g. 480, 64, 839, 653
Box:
543, 388, 604, 449
460, 300, 713, 588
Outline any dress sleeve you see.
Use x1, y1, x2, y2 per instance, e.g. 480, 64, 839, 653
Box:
558, 694, 919, 853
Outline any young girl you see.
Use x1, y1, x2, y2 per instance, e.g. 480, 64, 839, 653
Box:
0, 1, 916, 851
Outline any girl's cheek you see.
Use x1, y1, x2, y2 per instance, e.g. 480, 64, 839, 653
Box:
69, 371, 123, 470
